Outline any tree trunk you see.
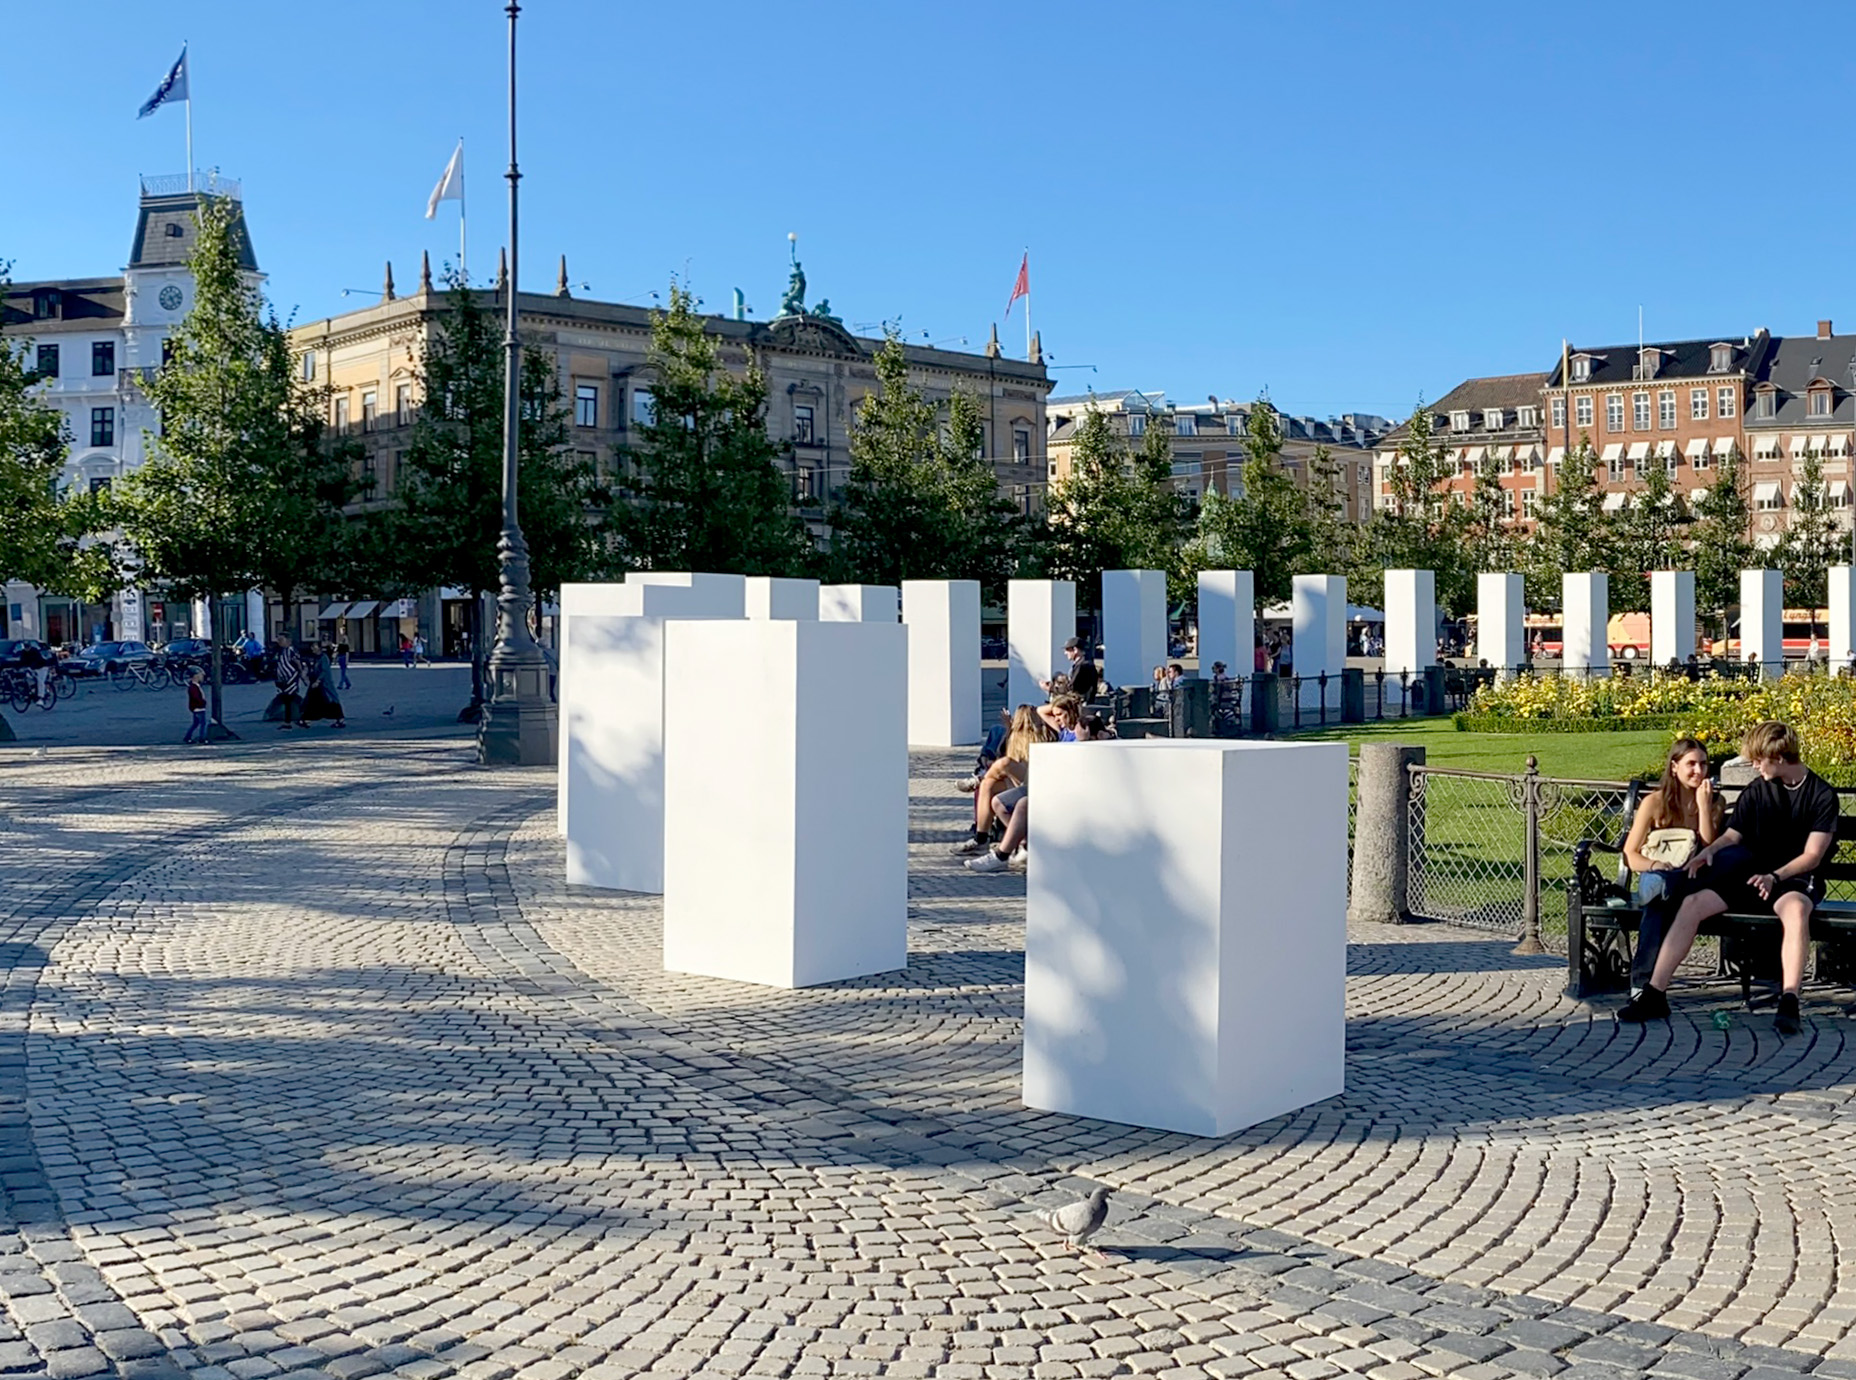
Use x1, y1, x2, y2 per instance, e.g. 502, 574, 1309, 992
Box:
205, 613, 237, 741
460, 589, 485, 723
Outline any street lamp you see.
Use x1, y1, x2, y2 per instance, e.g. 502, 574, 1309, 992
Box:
477, 0, 557, 766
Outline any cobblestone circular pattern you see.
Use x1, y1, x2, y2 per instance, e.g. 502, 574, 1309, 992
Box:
3, 737, 1856, 1380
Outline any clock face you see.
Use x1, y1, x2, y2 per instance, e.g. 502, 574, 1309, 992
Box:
158, 285, 184, 312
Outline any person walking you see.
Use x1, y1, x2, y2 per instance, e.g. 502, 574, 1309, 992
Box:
274, 633, 307, 730
302, 641, 347, 729
336, 639, 352, 690
413, 633, 429, 667
400, 633, 415, 669
183, 669, 210, 744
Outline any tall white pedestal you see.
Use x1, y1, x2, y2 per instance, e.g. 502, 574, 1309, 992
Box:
746, 577, 820, 620
1651, 571, 1696, 666
903, 579, 981, 746
1009, 579, 1076, 707
1384, 570, 1435, 708
628, 572, 749, 604
1197, 570, 1254, 678
1831, 567, 1856, 671
1477, 573, 1525, 677
560, 578, 746, 891
820, 585, 900, 623
1562, 573, 1609, 676
1292, 575, 1346, 709
1741, 569, 1782, 676
1023, 739, 1348, 1136
1102, 569, 1168, 689
663, 620, 908, 988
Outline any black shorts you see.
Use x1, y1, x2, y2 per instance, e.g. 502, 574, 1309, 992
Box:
1694, 845, 1825, 915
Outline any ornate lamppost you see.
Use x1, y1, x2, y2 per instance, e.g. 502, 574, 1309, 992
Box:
478, 0, 557, 766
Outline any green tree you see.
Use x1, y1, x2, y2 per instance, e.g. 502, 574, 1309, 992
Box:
1185, 400, 1310, 607
612, 283, 812, 577
1611, 462, 1686, 613
394, 271, 605, 713
1523, 437, 1613, 611
1360, 401, 1474, 613
1302, 442, 1359, 581
1779, 447, 1842, 619
828, 336, 1024, 597
1042, 404, 1185, 612
1688, 445, 1754, 644
1461, 453, 1515, 582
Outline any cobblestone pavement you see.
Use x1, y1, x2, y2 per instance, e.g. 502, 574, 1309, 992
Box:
5, 739, 1856, 1380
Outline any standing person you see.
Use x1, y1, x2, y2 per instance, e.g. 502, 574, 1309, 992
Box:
183, 669, 210, 745
413, 633, 428, 667
400, 633, 415, 669
336, 639, 352, 691
302, 642, 347, 729
1276, 633, 1294, 678
1039, 637, 1100, 701
1254, 636, 1270, 675
274, 633, 307, 730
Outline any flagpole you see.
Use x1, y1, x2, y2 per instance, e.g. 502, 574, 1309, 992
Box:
458, 138, 467, 283
1023, 250, 1032, 360
184, 43, 193, 192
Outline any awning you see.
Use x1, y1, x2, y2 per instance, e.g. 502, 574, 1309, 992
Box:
1627, 441, 1651, 461
317, 602, 350, 620
1812, 434, 1830, 453
1753, 481, 1782, 504
1685, 438, 1709, 458
1602, 491, 1628, 510
1654, 440, 1677, 459
1486, 444, 1509, 461
1547, 446, 1566, 465
1715, 435, 1737, 454
1831, 434, 1853, 456
1462, 446, 1484, 465
1513, 443, 1539, 463
345, 600, 379, 619
1602, 443, 1624, 461
1754, 437, 1782, 458
1831, 481, 1851, 501
1791, 436, 1811, 455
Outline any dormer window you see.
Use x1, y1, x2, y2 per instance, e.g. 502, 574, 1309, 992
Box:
1483, 409, 1504, 431
1450, 410, 1471, 432
1638, 348, 1660, 380
1571, 356, 1591, 383
1226, 415, 1243, 436
1128, 415, 1146, 438
1175, 415, 1197, 437
31, 290, 60, 320
1811, 387, 1833, 418
1754, 387, 1776, 420
1710, 344, 1734, 373
1517, 405, 1538, 428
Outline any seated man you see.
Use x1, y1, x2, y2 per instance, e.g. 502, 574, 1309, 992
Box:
1040, 637, 1100, 701
1619, 721, 1840, 1035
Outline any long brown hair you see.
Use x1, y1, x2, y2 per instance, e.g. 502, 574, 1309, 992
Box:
1649, 737, 1709, 830
1004, 705, 1057, 762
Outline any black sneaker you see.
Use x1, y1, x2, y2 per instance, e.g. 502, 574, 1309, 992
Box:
1617, 987, 1670, 1023
1776, 992, 1802, 1036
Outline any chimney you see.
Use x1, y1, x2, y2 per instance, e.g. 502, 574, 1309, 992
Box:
1820, 319, 1834, 340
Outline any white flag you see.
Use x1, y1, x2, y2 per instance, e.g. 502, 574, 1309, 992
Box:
425, 143, 464, 219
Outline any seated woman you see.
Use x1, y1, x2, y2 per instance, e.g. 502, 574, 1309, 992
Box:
951, 706, 1054, 856
1036, 693, 1084, 740
1620, 736, 1721, 995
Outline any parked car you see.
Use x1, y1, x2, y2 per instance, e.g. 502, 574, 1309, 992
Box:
63, 640, 158, 678
157, 637, 215, 664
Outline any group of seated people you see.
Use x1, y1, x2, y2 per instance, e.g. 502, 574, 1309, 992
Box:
1617, 720, 1840, 1035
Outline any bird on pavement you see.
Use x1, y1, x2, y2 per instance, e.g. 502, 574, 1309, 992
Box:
382, 705, 395, 717
1035, 1185, 1113, 1260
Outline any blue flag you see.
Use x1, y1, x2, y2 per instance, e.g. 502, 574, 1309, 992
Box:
137, 48, 188, 119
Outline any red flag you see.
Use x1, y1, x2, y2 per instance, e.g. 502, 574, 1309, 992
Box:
1004, 253, 1029, 319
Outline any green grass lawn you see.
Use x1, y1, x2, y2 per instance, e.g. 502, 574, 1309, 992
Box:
1299, 717, 1669, 783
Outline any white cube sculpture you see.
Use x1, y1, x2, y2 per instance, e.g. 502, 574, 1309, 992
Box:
663, 620, 908, 988
1562, 572, 1609, 676
561, 578, 746, 893
1008, 579, 1076, 707
1741, 568, 1782, 676
746, 577, 819, 620
1292, 575, 1346, 710
820, 584, 900, 623
1477, 572, 1525, 677
1831, 567, 1856, 671
1383, 569, 1435, 708
1102, 570, 1168, 690
903, 579, 981, 746
1197, 570, 1255, 679
1651, 571, 1696, 666
557, 581, 647, 834
1023, 739, 1348, 1136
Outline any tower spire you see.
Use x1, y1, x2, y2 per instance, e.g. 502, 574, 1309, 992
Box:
495, 247, 508, 291
556, 254, 571, 298
985, 323, 1001, 359
1029, 329, 1042, 364
419, 250, 432, 294
382, 261, 396, 302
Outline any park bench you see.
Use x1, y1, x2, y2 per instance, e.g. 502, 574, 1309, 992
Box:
1568, 778, 1856, 1000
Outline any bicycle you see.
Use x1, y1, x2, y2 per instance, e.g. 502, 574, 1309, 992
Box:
1, 667, 56, 713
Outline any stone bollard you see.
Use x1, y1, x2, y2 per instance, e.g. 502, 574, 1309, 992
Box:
1168, 679, 1212, 737
1340, 668, 1365, 724
1422, 665, 1445, 716
1348, 742, 1427, 926
1250, 672, 1280, 735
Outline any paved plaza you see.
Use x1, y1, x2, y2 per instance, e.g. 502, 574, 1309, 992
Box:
2, 735, 1856, 1379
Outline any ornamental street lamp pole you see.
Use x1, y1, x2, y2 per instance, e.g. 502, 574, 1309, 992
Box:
478, 0, 557, 766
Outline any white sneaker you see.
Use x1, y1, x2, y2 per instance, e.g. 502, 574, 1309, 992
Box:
966, 850, 1011, 874
950, 837, 986, 857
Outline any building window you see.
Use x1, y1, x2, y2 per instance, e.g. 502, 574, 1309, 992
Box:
1666, 451, 1680, 479
1754, 391, 1775, 420
1499, 450, 1515, 476
88, 477, 111, 495
91, 341, 115, 377
1695, 446, 1712, 472
632, 388, 655, 427
1450, 411, 1470, 432
301, 351, 316, 382
1176, 415, 1197, 437
333, 396, 349, 431
32, 290, 60, 320
1607, 450, 1624, 482
1522, 488, 1538, 518
395, 384, 411, 425
1576, 395, 1594, 428
1484, 409, 1504, 431
34, 344, 58, 379
1606, 395, 1624, 432
363, 452, 377, 487
1690, 387, 1708, 421
1226, 415, 1243, 436
1811, 389, 1832, 417
89, 407, 114, 447
1012, 428, 1030, 464
1550, 397, 1565, 429
361, 391, 377, 432
1517, 406, 1538, 428
1658, 391, 1676, 429
1571, 357, 1590, 382
1633, 392, 1651, 430
793, 404, 814, 445
1128, 415, 1147, 438
794, 467, 815, 503
575, 384, 598, 428
1719, 386, 1737, 418
1711, 344, 1732, 372
1756, 486, 1784, 511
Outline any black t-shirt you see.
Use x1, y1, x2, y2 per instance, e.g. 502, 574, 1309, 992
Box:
1069, 659, 1100, 701
1728, 770, 1841, 873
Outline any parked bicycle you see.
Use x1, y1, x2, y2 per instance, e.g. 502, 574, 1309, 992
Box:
0, 666, 55, 713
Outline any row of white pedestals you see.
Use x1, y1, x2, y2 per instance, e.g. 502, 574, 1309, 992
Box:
556, 570, 1348, 1139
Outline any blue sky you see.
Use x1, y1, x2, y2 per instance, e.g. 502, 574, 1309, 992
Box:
6, 2, 1852, 423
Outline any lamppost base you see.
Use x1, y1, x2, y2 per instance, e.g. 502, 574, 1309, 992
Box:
476, 654, 557, 766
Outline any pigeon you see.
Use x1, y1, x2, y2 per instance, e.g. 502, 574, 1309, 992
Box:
1035, 1185, 1113, 1259
382, 705, 395, 717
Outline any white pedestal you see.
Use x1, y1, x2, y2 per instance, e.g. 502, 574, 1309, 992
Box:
1102, 570, 1168, 690
1562, 573, 1609, 676
1741, 569, 1782, 676
1383, 569, 1435, 707
1477, 572, 1525, 677
1292, 575, 1346, 709
1651, 571, 1696, 666
628, 572, 749, 605
1009, 579, 1076, 707
820, 584, 900, 623
903, 580, 981, 746
1023, 739, 1348, 1136
1196, 570, 1254, 679
746, 577, 820, 620
560, 578, 746, 892
1831, 567, 1856, 671
663, 620, 908, 988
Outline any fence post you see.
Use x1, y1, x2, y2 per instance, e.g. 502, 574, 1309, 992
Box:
1349, 742, 1427, 925
1515, 753, 1545, 955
